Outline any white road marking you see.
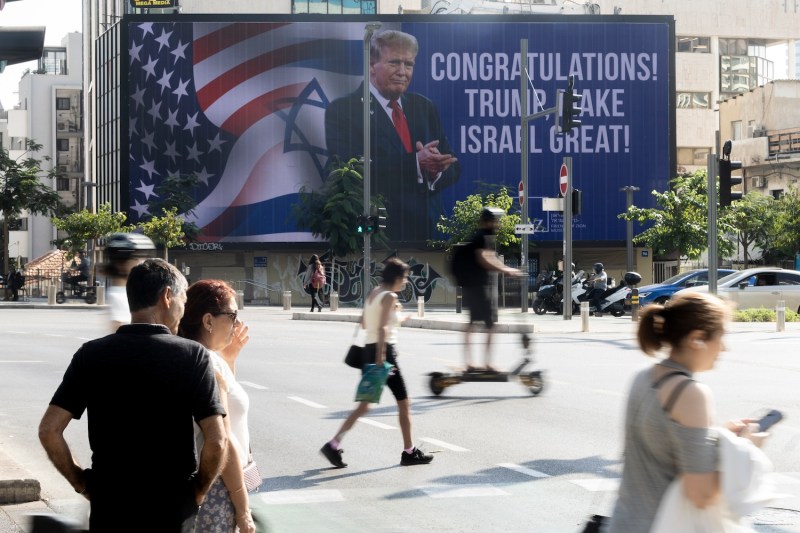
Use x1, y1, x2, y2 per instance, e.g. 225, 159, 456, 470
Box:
358, 418, 396, 430
570, 478, 621, 492
44, 334, 65, 337
0, 361, 44, 363
497, 463, 551, 478
257, 489, 345, 505
419, 484, 510, 498
419, 437, 470, 452
287, 396, 326, 409
239, 381, 268, 390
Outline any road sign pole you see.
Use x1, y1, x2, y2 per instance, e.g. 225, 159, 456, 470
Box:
563, 156, 573, 320
707, 153, 718, 295
520, 39, 529, 312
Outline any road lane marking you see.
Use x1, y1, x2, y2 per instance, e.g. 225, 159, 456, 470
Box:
420, 438, 469, 452
240, 381, 268, 390
0, 361, 45, 363
570, 478, 620, 492
419, 485, 509, 498
287, 396, 326, 409
256, 489, 344, 505
44, 334, 65, 337
497, 463, 551, 478
358, 418, 396, 430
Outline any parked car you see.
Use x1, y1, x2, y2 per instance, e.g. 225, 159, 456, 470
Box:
680, 267, 800, 312
636, 269, 735, 306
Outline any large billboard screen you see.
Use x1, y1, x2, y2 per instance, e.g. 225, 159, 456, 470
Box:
125, 15, 674, 246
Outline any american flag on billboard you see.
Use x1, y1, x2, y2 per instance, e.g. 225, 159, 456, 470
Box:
127, 21, 364, 242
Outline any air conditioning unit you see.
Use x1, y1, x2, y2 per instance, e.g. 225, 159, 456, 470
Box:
751, 176, 765, 188
58, 165, 68, 173
752, 128, 767, 138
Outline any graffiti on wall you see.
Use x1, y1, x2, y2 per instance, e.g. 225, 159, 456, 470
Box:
296, 253, 445, 304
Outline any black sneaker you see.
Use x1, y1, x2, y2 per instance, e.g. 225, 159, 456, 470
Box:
320, 442, 347, 468
401, 447, 433, 466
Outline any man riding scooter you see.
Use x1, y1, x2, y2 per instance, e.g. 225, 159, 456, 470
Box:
587, 263, 608, 316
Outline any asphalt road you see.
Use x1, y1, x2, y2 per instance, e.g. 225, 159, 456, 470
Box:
1, 308, 799, 532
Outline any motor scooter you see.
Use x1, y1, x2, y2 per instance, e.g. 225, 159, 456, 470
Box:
579, 272, 642, 316
532, 270, 584, 315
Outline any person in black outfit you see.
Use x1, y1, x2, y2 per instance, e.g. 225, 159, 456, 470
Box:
462, 207, 522, 373
39, 258, 228, 532
8, 269, 24, 301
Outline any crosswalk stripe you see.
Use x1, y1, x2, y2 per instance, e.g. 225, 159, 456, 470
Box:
287, 396, 326, 409
240, 381, 268, 390
419, 485, 510, 498
419, 437, 470, 452
256, 489, 345, 505
497, 463, 551, 478
358, 418, 396, 430
569, 478, 621, 492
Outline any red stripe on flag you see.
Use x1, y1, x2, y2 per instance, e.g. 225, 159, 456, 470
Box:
192, 22, 288, 63
220, 83, 305, 137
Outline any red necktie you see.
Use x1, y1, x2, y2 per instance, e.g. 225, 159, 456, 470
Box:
389, 100, 412, 153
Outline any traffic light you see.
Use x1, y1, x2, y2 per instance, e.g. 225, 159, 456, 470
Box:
571, 188, 582, 216
558, 75, 583, 134
365, 215, 376, 233
356, 215, 367, 234
719, 158, 743, 207
374, 207, 387, 233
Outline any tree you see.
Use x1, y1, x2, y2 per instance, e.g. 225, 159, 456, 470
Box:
147, 172, 201, 241
431, 188, 520, 256
0, 141, 62, 274
140, 207, 186, 262
51, 203, 133, 284
618, 170, 736, 261
293, 157, 388, 258
728, 192, 775, 267
766, 185, 800, 262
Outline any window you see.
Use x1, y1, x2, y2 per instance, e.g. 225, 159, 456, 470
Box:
777, 272, 800, 286
676, 92, 710, 109
677, 36, 710, 53
293, 0, 375, 13
56, 97, 71, 110
677, 147, 711, 167
731, 121, 743, 141
57, 177, 71, 191
57, 139, 70, 151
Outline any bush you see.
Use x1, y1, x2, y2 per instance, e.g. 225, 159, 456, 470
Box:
734, 307, 800, 322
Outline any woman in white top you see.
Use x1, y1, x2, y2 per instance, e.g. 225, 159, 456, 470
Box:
179, 279, 255, 533
320, 258, 433, 468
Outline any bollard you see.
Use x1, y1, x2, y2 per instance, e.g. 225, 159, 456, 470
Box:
631, 287, 639, 322
47, 285, 56, 305
330, 291, 339, 311
282, 291, 292, 310
96, 286, 106, 306
236, 290, 244, 310
417, 296, 425, 318
455, 286, 462, 313
776, 300, 785, 332
581, 301, 590, 332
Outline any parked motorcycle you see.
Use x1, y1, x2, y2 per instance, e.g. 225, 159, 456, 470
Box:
533, 270, 585, 315
576, 272, 642, 316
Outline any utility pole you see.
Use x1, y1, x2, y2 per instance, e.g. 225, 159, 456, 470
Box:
362, 22, 380, 307
707, 153, 718, 294
519, 39, 529, 312
620, 186, 639, 273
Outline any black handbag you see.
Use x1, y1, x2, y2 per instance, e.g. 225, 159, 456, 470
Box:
344, 323, 364, 368
581, 515, 606, 533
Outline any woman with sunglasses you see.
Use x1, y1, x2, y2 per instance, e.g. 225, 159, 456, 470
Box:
179, 279, 255, 533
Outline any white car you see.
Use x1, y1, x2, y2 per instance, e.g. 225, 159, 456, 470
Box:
681, 267, 800, 312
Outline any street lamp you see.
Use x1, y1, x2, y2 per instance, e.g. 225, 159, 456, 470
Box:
80, 181, 96, 212
620, 186, 640, 273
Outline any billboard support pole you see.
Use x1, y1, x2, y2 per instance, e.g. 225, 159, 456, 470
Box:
563, 156, 573, 320
519, 39, 529, 312
707, 153, 718, 294
363, 22, 380, 307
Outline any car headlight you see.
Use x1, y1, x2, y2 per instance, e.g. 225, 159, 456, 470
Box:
638, 292, 651, 298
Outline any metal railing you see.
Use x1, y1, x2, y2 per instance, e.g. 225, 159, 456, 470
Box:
231, 279, 284, 304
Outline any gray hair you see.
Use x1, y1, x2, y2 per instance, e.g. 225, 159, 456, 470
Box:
370, 30, 419, 63
127, 258, 187, 312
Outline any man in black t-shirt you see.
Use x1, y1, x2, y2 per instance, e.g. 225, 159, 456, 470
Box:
39, 259, 227, 532
462, 208, 522, 373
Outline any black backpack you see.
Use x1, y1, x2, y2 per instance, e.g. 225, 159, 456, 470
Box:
449, 241, 481, 287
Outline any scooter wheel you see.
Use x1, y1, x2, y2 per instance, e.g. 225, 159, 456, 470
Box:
611, 305, 625, 317
532, 299, 547, 315
56, 292, 66, 304
522, 371, 544, 396
85, 292, 97, 305
429, 372, 447, 396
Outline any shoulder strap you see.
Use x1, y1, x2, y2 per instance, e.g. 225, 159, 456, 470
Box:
663, 378, 693, 414
652, 370, 689, 389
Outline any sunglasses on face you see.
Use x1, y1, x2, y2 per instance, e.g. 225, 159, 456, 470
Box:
216, 311, 238, 323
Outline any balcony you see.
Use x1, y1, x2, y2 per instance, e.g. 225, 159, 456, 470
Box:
768, 128, 800, 157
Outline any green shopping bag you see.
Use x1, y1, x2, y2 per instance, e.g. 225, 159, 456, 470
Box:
355, 362, 394, 403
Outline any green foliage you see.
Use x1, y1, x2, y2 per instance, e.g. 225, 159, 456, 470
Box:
431, 188, 521, 256
293, 158, 387, 258
147, 172, 201, 241
765, 186, 800, 260
1, 141, 63, 273
728, 192, 776, 267
140, 207, 186, 261
618, 170, 736, 260
733, 307, 800, 322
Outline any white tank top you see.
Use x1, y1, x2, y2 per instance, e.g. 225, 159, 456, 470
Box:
364, 290, 400, 345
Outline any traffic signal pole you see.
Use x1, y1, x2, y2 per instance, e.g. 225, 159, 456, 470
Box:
520, 39, 529, 312
362, 22, 381, 307
707, 153, 718, 294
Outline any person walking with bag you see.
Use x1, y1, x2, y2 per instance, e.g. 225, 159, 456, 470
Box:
320, 258, 433, 468
303, 255, 325, 312
601, 291, 770, 533
179, 280, 256, 533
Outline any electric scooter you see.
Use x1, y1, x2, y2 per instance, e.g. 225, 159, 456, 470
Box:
428, 334, 544, 396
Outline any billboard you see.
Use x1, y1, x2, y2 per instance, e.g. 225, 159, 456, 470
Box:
124, 15, 674, 246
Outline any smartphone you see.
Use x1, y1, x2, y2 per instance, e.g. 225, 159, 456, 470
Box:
757, 409, 784, 432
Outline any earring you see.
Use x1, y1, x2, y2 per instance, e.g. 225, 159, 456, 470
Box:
207, 326, 213, 333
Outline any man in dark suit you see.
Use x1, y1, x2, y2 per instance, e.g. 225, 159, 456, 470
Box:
325, 29, 460, 244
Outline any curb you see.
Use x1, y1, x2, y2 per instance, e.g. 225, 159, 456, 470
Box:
292, 311, 535, 333
0, 450, 40, 505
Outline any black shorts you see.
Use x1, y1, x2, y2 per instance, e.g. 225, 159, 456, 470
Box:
362, 343, 408, 402
464, 285, 497, 328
